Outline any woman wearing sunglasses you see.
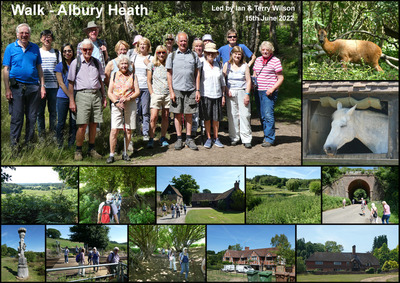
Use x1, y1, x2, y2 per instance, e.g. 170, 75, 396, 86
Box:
146, 45, 170, 148
55, 43, 76, 148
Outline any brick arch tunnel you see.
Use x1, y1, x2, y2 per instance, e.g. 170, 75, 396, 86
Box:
347, 179, 371, 201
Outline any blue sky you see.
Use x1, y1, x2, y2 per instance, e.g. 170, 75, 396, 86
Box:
3, 166, 62, 183
46, 225, 127, 243
157, 167, 245, 193
207, 225, 295, 252
1, 225, 45, 252
297, 225, 399, 252
246, 167, 321, 180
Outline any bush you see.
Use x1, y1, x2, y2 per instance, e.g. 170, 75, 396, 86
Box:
247, 196, 263, 211
127, 204, 155, 224
217, 200, 227, 211
309, 181, 321, 195
365, 267, 375, 274
382, 260, 399, 271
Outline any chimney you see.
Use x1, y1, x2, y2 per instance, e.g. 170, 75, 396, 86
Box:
352, 245, 356, 255
234, 181, 239, 190
245, 247, 249, 250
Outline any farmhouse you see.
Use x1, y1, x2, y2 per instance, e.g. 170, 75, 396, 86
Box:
223, 246, 280, 271
191, 181, 243, 209
306, 245, 379, 272
160, 184, 183, 204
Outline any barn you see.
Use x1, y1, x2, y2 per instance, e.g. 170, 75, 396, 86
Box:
191, 181, 243, 209
303, 81, 398, 165
306, 245, 380, 272
160, 184, 183, 204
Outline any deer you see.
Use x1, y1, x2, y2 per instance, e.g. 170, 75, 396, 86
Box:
315, 22, 383, 71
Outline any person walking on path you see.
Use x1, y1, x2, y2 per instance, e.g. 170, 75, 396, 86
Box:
342, 198, 346, 209
171, 203, 175, 219
370, 203, 379, 224
382, 201, 391, 224
92, 247, 100, 272
361, 198, 366, 216
78, 248, 86, 277
176, 204, 180, 218
180, 247, 190, 281
184, 204, 187, 215
64, 246, 69, 263
169, 249, 176, 271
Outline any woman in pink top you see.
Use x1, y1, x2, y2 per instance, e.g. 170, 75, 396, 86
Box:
252, 41, 284, 147
107, 54, 140, 163
381, 201, 391, 224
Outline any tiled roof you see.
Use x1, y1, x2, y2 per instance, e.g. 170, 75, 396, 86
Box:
227, 248, 278, 258
306, 252, 379, 266
191, 193, 220, 202
303, 81, 398, 94
161, 185, 183, 197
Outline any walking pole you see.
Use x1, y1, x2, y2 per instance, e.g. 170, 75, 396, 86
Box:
122, 108, 127, 159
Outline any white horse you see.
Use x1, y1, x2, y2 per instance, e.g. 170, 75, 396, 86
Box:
323, 102, 388, 155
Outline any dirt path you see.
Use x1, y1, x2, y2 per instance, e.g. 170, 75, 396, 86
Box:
361, 274, 398, 281
323, 204, 381, 224
129, 119, 301, 165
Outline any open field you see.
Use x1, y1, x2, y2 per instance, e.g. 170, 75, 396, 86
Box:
247, 185, 321, 224
2, 189, 76, 199
185, 209, 245, 223
1, 257, 45, 282
207, 269, 250, 282
297, 273, 399, 282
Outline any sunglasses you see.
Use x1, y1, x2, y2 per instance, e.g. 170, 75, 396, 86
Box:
166, 38, 174, 41
228, 35, 237, 39
63, 50, 73, 53
157, 51, 166, 54
82, 48, 93, 52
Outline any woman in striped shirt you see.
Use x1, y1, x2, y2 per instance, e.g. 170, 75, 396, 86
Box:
252, 41, 284, 147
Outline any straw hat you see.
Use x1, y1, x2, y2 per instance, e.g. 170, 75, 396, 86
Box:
83, 21, 101, 33
204, 42, 218, 53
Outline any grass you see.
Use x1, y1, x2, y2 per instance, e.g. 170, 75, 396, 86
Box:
247, 185, 321, 224
323, 194, 351, 211
367, 202, 399, 224
1, 257, 45, 282
207, 269, 251, 282
185, 208, 245, 223
46, 238, 84, 253
297, 273, 399, 282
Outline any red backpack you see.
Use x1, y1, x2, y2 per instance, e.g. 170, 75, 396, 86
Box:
101, 202, 113, 223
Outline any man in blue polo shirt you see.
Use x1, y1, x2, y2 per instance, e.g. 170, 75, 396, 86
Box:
217, 28, 256, 66
3, 23, 46, 150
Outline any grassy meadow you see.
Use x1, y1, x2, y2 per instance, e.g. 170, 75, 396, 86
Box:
297, 273, 399, 282
2, 188, 76, 199
185, 209, 245, 224
1, 257, 45, 282
207, 270, 250, 282
246, 184, 321, 224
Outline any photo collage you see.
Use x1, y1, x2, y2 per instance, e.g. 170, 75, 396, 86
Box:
1, 1, 398, 282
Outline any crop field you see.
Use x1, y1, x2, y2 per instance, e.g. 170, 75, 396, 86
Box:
185, 209, 245, 223
247, 185, 321, 224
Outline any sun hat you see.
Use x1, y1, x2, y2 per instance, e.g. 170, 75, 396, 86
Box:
84, 21, 101, 33
133, 35, 143, 46
114, 247, 119, 251
202, 34, 214, 42
204, 42, 219, 53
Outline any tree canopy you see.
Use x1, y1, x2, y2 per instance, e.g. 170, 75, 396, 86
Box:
53, 167, 78, 189
171, 174, 200, 204
69, 225, 110, 250
46, 228, 61, 239
270, 234, 295, 266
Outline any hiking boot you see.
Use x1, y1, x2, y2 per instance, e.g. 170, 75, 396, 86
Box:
185, 139, 198, 150
174, 139, 185, 150
122, 153, 131, 161
244, 143, 252, 149
204, 138, 212, 149
106, 156, 115, 164
161, 140, 169, 147
74, 150, 83, 161
231, 140, 239, 146
214, 138, 224, 148
262, 141, 273, 147
146, 140, 154, 149
89, 149, 102, 159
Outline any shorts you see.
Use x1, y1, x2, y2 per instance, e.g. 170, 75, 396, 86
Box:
150, 92, 170, 109
75, 89, 103, 125
111, 100, 137, 129
199, 96, 223, 121
169, 90, 198, 114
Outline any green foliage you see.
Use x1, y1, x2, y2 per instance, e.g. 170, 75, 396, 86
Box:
52, 167, 78, 189
322, 194, 350, 211
309, 181, 321, 195
286, 179, 300, 192
297, 238, 327, 260
217, 199, 227, 211
271, 234, 295, 266
202, 189, 211, 194
1, 190, 77, 224
365, 267, 375, 274
1, 167, 15, 183
247, 195, 321, 224
228, 244, 242, 251
46, 228, 61, 239
375, 167, 399, 221
79, 194, 101, 224
382, 260, 398, 271
127, 204, 155, 224
7, 247, 18, 257
230, 189, 245, 211
1, 244, 7, 257
354, 189, 367, 201
171, 174, 200, 204
297, 256, 307, 274
373, 243, 391, 266
372, 235, 388, 251
324, 241, 343, 253
24, 251, 37, 262
322, 167, 342, 186
69, 225, 110, 251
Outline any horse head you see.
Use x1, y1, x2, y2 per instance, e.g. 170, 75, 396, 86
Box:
323, 102, 357, 155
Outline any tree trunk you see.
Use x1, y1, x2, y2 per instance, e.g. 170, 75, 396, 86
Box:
297, 1, 302, 79
120, 1, 137, 43
231, 1, 237, 31
269, 1, 278, 53
101, 4, 106, 32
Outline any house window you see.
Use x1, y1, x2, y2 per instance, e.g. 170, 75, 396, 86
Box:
225, 257, 230, 261
315, 261, 323, 265
252, 256, 257, 261
167, 191, 171, 194
334, 262, 341, 265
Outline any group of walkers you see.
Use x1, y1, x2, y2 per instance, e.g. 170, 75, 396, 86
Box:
344, 198, 391, 224
3, 21, 284, 163
161, 202, 187, 218
63, 246, 120, 277
167, 247, 191, 281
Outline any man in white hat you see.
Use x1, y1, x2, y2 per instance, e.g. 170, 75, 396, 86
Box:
107, 247, 120, 275
77, 21, 108, 69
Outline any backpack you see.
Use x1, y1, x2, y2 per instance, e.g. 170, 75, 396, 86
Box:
106, 252, 115, 263
54, 49, 60, 65
100, 201, 114, 223
75, 253, 81, 263
373, 209, 377, 218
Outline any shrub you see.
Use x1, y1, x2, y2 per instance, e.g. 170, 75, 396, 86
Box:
128, 204, 155, 224
365, 267, 375, 274
382, 260, 399, 271
217, 200, 227, 211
